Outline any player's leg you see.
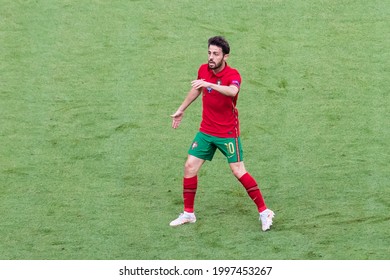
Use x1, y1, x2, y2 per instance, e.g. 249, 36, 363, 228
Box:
215, 136, 267, 211
184, 154, 205, 178
183, 132, 216, 213
217, 136, 275, 231
229, 161, 267, 213
230, 161, 275, 231
183, 155, 205, 213
170, 155, 204, 227
170, 133, 216, 227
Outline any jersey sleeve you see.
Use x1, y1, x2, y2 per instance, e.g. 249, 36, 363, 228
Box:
197, 64, 208, 79
229, 69, 241, 91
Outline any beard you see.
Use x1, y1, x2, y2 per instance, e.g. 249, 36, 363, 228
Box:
208, 60, 223, 70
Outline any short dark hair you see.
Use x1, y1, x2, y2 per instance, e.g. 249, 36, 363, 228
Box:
208, 36, 230, 55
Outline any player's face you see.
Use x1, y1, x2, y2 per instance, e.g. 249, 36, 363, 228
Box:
208, 45, 227, 72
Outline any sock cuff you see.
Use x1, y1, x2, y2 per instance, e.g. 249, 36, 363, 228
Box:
238, 172, 257, 188
183, 176, 198, 189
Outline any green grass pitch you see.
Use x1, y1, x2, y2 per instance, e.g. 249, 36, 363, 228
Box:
0, 0, 389, 259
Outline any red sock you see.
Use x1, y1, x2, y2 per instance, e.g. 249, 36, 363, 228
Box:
183, 176, 197, 213
239, 173, 267, 213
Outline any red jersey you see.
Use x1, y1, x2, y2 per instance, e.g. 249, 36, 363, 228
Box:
197, 63, 242, 138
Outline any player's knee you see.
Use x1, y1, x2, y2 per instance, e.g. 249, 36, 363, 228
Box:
231, 169, 244, 179
230, 163, 246, 179
184, 161, 198, 177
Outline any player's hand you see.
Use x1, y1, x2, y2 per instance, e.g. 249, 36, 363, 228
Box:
170, 110, 184, 129
191, 79, 209, 89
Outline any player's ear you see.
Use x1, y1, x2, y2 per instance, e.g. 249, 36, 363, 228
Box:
224, 53, 229, 60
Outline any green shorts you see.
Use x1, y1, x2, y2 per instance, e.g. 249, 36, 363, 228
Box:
188, 132, 244, 163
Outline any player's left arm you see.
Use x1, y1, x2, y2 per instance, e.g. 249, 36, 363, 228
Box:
191, 79, 239, 97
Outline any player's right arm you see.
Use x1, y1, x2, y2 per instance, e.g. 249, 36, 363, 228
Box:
171, 87, 201, 129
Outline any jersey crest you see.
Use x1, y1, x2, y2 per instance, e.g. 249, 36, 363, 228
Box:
191, 141, 198, 150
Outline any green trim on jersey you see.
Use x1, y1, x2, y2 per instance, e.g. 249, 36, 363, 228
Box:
188, 132, 244, 163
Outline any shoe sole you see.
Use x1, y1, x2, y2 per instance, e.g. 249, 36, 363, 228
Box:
169, 219, 196, 227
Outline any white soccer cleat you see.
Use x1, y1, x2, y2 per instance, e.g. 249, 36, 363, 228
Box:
260, 209, 275, 231
169, 212, 196, 227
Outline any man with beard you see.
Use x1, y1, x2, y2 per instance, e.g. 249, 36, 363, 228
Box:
170, 36, 274, 231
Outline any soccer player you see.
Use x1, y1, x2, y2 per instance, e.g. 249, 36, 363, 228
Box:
170, 36, 274, 231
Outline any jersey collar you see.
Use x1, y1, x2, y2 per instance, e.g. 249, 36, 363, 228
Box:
210, 62, 229, 77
